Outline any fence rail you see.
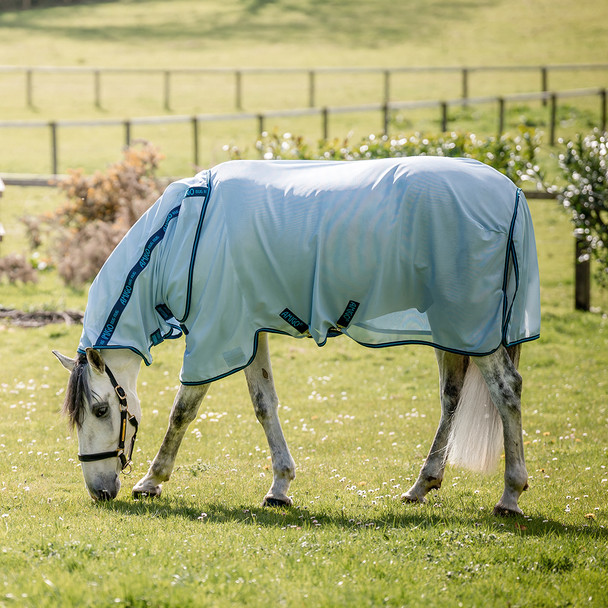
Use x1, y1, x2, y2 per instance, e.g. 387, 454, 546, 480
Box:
1, 63, 607, 111
1, 86, 606, 176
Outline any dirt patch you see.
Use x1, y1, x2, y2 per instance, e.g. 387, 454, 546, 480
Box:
0, 307, 83, 328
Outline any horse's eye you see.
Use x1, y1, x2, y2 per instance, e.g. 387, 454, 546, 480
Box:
94, 405, 109, 418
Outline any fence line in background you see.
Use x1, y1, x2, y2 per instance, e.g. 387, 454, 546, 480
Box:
1, 63, 607, 111
1, 86, 606, 176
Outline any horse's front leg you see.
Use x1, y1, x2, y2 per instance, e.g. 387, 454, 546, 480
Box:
132, 383, 209, 498
244, 333, 296, 507
403, 350, 468, 504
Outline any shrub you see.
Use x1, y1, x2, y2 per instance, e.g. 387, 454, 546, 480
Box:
0, 253, 37, 284
31, 141, 164, 286
229, 129, 544, 187
553, 130, 608, 286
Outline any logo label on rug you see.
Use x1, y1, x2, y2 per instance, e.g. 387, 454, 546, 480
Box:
337, 300, 360, 328
279, 308, 309, 334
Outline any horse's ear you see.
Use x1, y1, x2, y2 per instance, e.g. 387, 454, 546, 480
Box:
52, 350, 76, 372
85, 347, 106, 375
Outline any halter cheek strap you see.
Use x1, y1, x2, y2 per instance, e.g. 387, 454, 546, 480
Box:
77, 363, 139, 473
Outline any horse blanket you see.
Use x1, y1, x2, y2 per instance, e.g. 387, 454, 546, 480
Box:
79, 157, 540, 385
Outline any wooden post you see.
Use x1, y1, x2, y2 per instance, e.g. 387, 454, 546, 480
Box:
541, 66, 548, 107
574, 231, 591, 311
257, 114, 264, 138
164, 71, 171, 112
600, 88, 607, 132
382, 103, 389, 136
94, 70, 101, 109
192, 116, 199, 169
497, 97, 505, 137
49, 122, 58, 176
26, 69, 33, 109
322, 107, 329, 140
236, 71, 243, 111
549, 93, 557, 146
461, 68, 469, 106
383, 70, 390, 105
441, 102, 448, 132
308, 70, 315, 108
124, 120, 131, 147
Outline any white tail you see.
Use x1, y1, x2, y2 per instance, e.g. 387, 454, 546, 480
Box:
446, 362, 503, 474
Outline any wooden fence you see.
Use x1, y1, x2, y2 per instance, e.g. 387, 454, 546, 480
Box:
1, 63, 608, 112
0, 86, 605, 176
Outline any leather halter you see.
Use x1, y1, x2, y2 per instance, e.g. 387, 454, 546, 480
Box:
77, 363, 139, 473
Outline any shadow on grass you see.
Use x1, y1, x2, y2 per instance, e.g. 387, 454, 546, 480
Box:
0, 0, 501, 49
95, 494, 608, 540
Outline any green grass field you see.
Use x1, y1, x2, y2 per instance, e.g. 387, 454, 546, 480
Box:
1, 0, 608, 174
1, 196, 607, 607
1, 1, 608, 606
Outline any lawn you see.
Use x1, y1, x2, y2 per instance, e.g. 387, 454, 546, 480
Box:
1, 1, 608, 606
1, 0, 608, 174
1, 188, 607, 607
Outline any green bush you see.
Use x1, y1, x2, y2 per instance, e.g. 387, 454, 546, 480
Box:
229, 129, 544, 187
552, 130, 608, 286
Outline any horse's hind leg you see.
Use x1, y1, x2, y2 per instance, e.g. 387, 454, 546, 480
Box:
475, 344, 528, 516
244, 332, 296, 507
403, 350, 468, 504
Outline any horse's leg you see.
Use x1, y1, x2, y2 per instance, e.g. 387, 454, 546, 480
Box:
244, 332, 296, 507
132, 383, 209, 498
475, 344, 528, 516
403, 350, 468, 503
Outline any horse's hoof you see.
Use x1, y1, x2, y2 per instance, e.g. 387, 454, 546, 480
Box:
493, 504, 523, 517
401, 491, 426, 504
262, 495, 292, 508
132, 485, 162, 499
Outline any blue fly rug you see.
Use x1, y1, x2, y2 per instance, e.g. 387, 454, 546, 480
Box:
79, 157, 540, 385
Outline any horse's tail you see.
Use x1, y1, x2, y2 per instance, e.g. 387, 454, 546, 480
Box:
446, 361, 503, 474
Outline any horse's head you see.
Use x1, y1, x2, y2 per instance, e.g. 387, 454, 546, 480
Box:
53, 348, 142, 501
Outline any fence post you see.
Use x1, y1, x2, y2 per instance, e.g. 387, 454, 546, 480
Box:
549, 93, 557, 146
541, 66, 548, 107
440, 102, 448, 132
574, 230, 591, 311
322, 107, 329, 140
192, 116, 199, 168
257, 114, 265, 138
600, 88, 607, 132
26, 69, 33, 109
236, 71, 243, 111
383, 70, 390, 105
497, 97, 505, 137
49, 121, 58, 176
94, 69, 101, 109
124, 120, 131, 147
308, 70, 315, 108
461, 68, 469, 106
164, 71, 171, 112
382, 103, 389, 136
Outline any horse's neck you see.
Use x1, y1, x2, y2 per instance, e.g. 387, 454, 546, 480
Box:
100, 348, 142, 394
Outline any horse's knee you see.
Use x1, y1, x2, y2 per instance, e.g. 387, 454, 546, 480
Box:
169, 402, 198, 427
252, 390, 278, 423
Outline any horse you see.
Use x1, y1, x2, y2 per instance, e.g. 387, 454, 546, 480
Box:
54, 156, 540, 516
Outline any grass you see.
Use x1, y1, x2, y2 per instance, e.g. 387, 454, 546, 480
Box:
1, 193, 608, 606
1, 1, 608, 606
1, 0, 608, 174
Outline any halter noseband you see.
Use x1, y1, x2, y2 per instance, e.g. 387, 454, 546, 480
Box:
78, 363, 139, 473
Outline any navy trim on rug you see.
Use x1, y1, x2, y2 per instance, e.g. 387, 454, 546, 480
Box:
95, 204, 182, 349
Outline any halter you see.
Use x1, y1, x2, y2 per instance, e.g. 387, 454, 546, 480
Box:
77, 363, 139, 473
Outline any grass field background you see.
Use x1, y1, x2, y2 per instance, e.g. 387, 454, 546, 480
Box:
1, 1, 608, 606
1, 0, 608, 173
